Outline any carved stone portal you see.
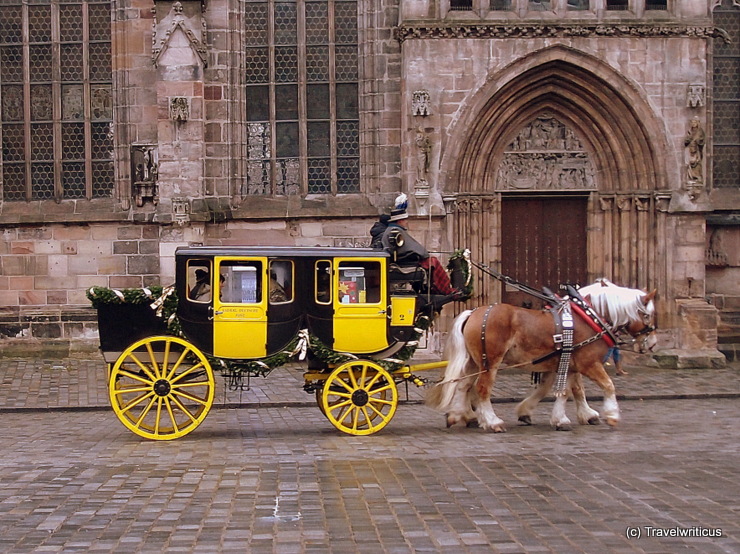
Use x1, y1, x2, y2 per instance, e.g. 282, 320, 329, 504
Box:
496, 114, 596, 191
131, 145, 159, 207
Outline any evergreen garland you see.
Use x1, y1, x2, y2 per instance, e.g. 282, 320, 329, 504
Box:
87, 285, 442, 379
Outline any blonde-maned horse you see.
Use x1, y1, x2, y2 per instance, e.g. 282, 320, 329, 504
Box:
426, 280, 657, 432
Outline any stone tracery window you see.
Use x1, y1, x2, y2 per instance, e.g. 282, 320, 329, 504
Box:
712, 0, 740, 190
0, 0, 113, 202
244, 0, 360, 196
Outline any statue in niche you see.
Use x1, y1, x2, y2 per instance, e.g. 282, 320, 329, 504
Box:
684, 116, 705, 185
131, 145, 159, 207
415, 127, 431, 183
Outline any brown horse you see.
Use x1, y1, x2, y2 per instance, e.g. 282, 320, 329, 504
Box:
426, 281, 657, 432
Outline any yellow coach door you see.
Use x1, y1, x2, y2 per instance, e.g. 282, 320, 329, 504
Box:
333, 258, 389, 354
212, 257, 268, 359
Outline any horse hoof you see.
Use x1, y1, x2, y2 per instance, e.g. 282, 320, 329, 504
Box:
606, 417, 619, 427
492, 425, 507, 433
555, 424, 572, 432
466, 419, 479, 428
588, 416, 601, 426
518, 415, 532, 426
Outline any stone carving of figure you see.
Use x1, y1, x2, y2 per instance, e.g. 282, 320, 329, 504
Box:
415, 127, 431, 182
684, 116, 705, 184
412, 90, 431, 117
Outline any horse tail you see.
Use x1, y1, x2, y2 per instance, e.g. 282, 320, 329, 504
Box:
425, 309, 474, 412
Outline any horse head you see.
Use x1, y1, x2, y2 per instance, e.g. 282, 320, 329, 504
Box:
581, 281, 658, 353
623, 289, 658, 353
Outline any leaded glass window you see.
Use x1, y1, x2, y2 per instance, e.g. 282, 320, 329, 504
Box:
244, 0, 360, 196
713, 0, 740, 189
0, 0, 113, 202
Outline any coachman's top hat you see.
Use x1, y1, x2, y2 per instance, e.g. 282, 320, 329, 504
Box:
388, 193, 409, 222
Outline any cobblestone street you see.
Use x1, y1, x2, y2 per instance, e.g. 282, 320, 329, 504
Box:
1, 356, 738, 552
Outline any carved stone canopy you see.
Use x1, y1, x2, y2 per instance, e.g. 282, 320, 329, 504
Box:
152, 1, 208, 68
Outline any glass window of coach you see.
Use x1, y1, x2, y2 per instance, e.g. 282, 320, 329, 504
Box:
0, 0, 113, 202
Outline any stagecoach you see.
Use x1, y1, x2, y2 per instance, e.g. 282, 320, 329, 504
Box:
90, 246, 469, 440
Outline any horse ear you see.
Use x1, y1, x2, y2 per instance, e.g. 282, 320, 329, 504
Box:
584, 293, 592, 304
642, 289, 657, 305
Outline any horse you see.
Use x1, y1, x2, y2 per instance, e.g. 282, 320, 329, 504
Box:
426, 281, 657, 432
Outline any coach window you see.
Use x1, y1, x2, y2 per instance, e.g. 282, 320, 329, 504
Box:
219, 260, 263, 304
315, 261, 332, 304
187, 260, 213, 302
269, 260, 293, 303
337, 261, 381, 304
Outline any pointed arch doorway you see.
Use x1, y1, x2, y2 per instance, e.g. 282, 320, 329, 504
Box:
444, 50, 669, 309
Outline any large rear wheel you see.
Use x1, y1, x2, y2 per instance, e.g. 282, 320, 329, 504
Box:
109, 336, 215, 440
320, 360, 398, 436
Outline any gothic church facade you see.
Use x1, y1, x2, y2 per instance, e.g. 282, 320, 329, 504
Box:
0, 0, 737, 362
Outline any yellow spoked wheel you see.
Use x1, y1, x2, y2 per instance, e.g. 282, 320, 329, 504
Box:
320, 360, 398, 436
109, 336, 215, 441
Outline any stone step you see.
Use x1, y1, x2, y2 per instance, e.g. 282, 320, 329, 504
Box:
718, 343, 740, 363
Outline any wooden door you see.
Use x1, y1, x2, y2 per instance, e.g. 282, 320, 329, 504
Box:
501, 196, 588, 307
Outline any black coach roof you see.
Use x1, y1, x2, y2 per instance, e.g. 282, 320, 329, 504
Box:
176, 245, 390, 259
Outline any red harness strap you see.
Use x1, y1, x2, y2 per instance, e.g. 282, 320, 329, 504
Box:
570, 302, 616, 348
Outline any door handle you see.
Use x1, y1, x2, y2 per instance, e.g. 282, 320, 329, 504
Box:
213, 310, 224, 315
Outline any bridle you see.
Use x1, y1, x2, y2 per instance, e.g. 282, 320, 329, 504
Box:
615, 304, 657, 353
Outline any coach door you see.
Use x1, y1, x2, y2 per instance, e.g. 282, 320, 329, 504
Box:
212, 257, 268, 359
332, 258, 390, 353
501, 196, 588, 307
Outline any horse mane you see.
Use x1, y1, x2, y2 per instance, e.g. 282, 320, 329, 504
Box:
578, 279, 654, 327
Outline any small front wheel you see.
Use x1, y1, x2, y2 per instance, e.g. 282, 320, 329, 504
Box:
109, 336, 215, 440
320, 360, 398, 436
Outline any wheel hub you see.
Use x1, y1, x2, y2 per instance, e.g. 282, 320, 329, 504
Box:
351, 389, 369, 406
153, 379, 171, 397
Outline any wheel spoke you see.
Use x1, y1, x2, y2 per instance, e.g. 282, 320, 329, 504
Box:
161, 340, 172, 377
327, 398, 353, 413
112, 385, 151, 396
135, 396, 157, 427
155, 398, 163, 435
118, 391, 154, 415
169, 395, 199, 424
166, 348, 190, 380
163, 397, 180, 434
347, 367, 358, 389
364, 370, 382, 389
170, 387, 209, 406
145, 342, 161, 379
126, 353, 157, 381
369, 383, 394, 396
169, 361, 206, 385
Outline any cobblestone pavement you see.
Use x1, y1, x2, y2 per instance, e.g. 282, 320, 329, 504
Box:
0, 354, 739, 552
1, 351, 739, 412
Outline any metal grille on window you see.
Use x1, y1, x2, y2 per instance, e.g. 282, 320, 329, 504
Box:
0, 0, 113, 202
244, 0, 360, 196
713, 2, 740, 189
